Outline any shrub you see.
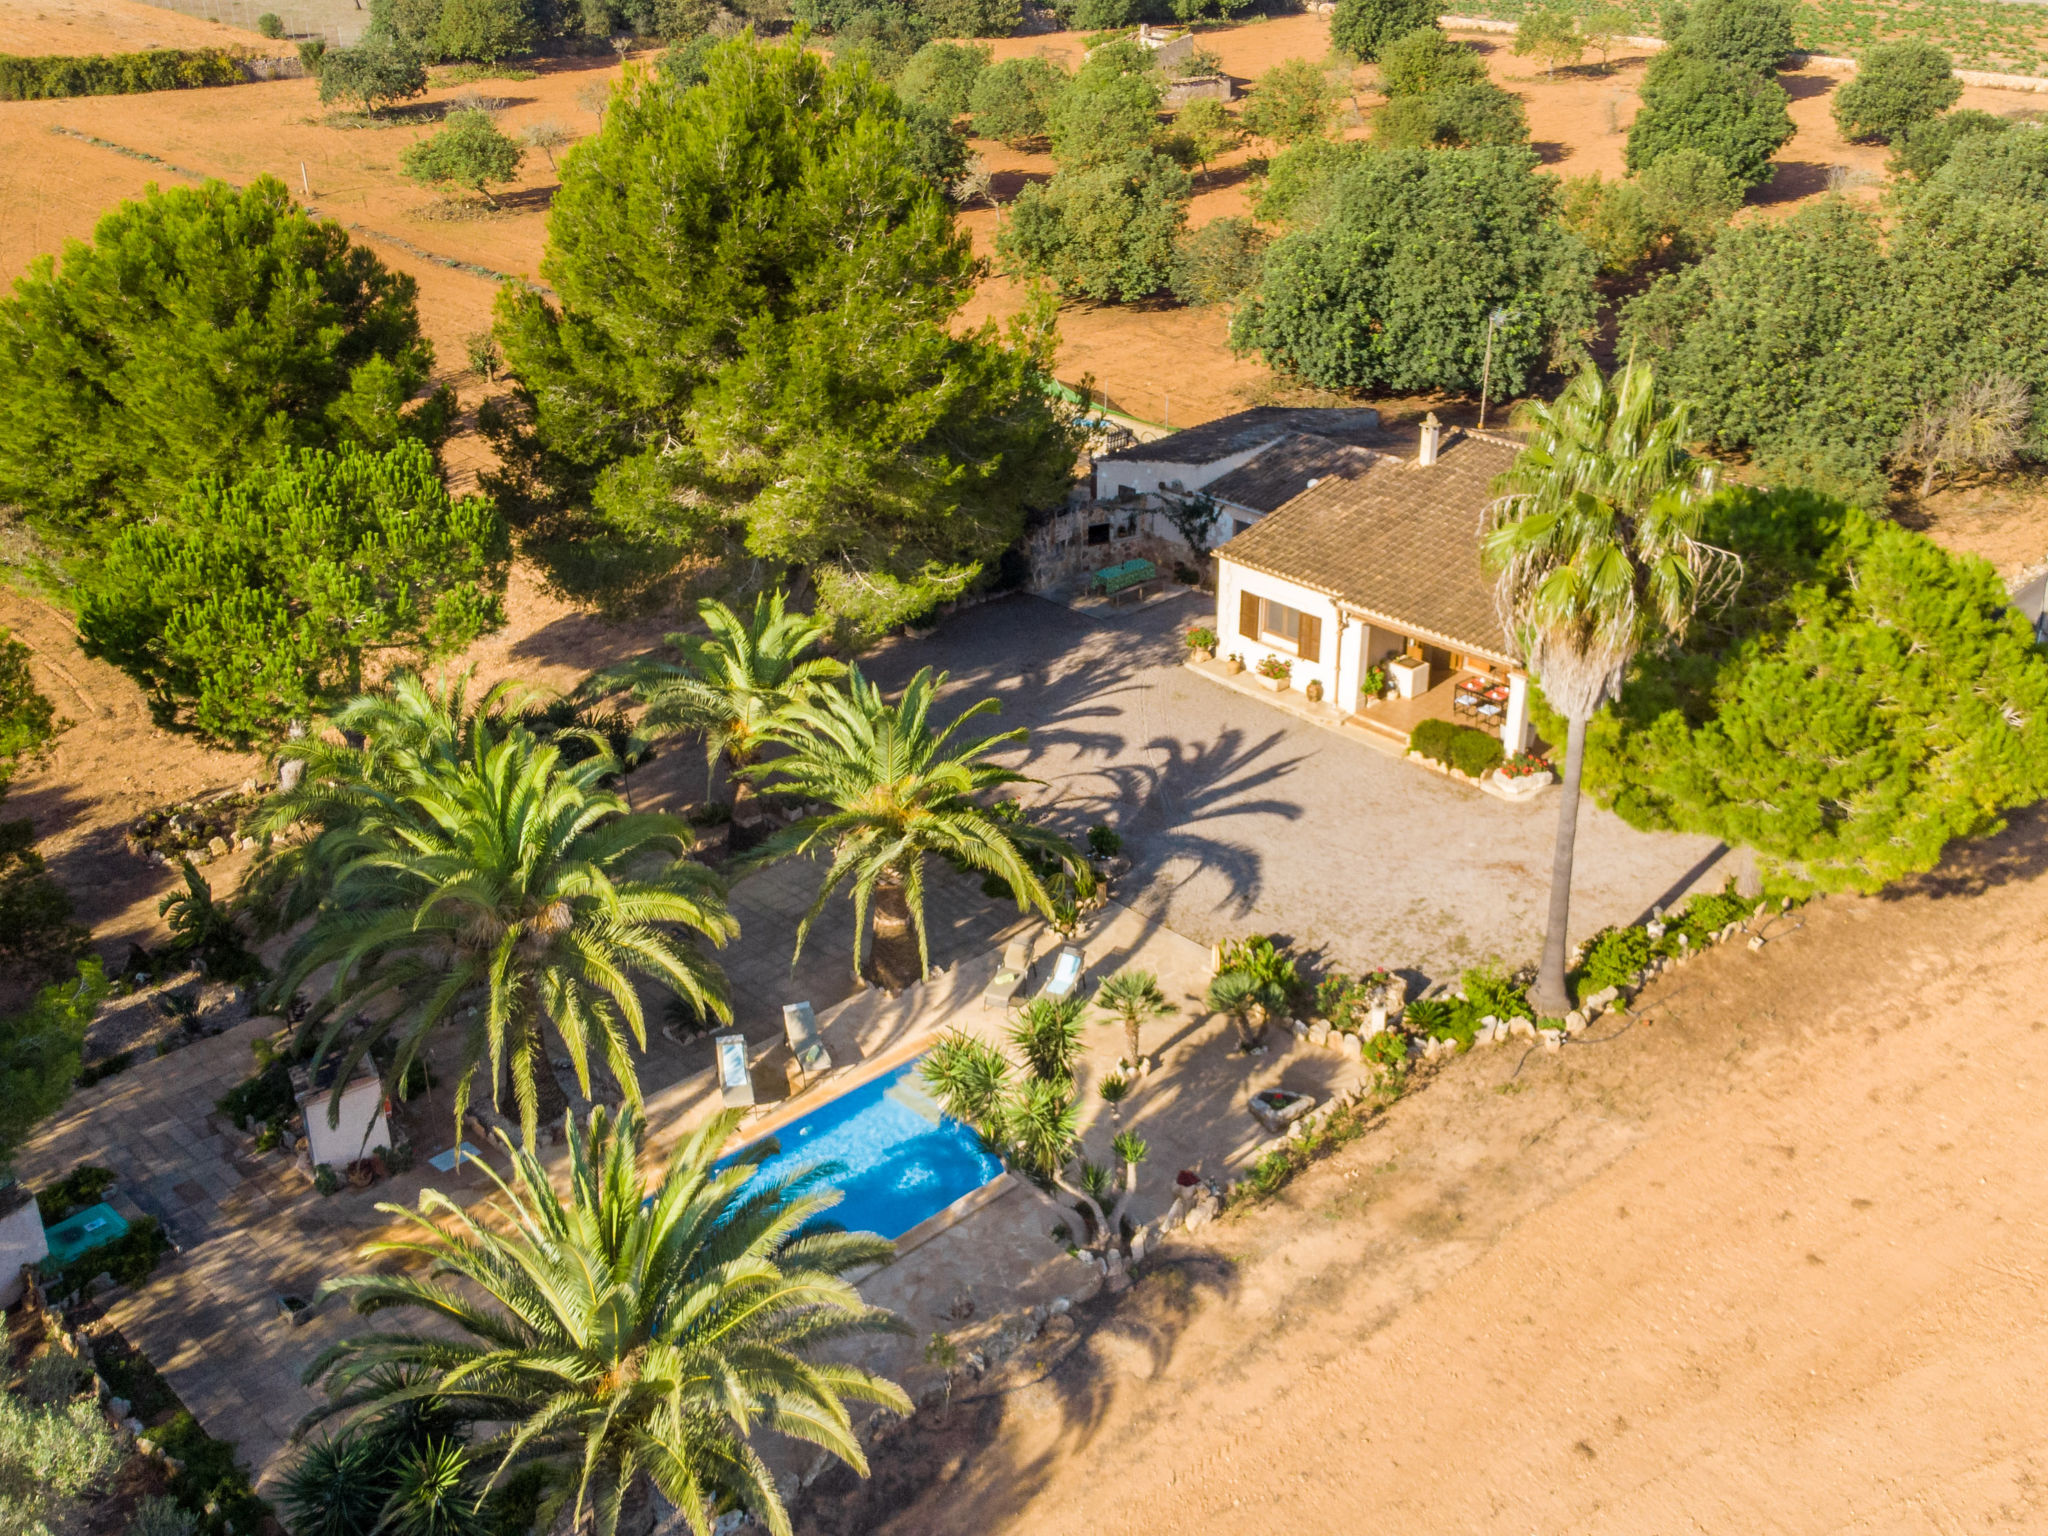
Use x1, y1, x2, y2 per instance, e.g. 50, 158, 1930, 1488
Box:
1832, 41, 1960, 143
1512, 5, 1584, 77
1573, 923, 1651, 994
1240, 57, 1338, 147
1625, 51, 1792, 187
1930, 125, 2048, 206
1252, 135, 1368, 223
0, 1394, 121, 1536
1170, 96, 1238, 173
317, 34, 428, 113
0, 48, 245, 101
1887, 109, 2009, 183
216, 1059, 296, 1128
898, 40, 989, 116
1668, 0, 1796, 74
128, 1497, 197, 1536
1330, 0, 1437, 63
0, 177, 435, 544
79, 441, 504, 743
1047, 40, 1161, 169
1168, 216, 1266, 306
431, 0, 537, 65
918, 0, 1020, 36
152, 1410, 270, 1536
968, 54, 1066, 145
1215, 934, 1301, 1000
1235, 147, 1596, 396
1086, 824, 1122, 857
1184, 625, 1219, 650
257, 12, 285, 37
42, 1215, 171, 1296
1378, 25, 1486, 97
1407, 718, 1502, 776
0, 962, 108, 1172
833, 9, 928, 78
34, 1165, 114, 1226
1375, 80, 1529, 149
401, 107, 525, 205
1000, 148, 1190, 301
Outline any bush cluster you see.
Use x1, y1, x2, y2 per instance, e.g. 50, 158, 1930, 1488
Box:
1408, 718, 1506, 777
0, 48, 245, 101
1403, 964, 1536, 1044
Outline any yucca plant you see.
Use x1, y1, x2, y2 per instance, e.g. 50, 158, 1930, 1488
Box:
1091, 968, 1174, 1070
299, 1106, 910, 1536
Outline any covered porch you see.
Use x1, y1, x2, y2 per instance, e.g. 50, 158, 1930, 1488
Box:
1349, 666, 1540, 754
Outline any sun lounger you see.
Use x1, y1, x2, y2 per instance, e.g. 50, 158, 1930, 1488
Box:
1038, 944, 1085, 1002
783, 1001, 832, 1080
714, 1032, 755, 1108
982, 937, 1036, 1010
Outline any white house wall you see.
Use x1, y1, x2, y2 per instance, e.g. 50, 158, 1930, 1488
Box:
1215, 562, 1345, 700
1092, 436, 1286, 503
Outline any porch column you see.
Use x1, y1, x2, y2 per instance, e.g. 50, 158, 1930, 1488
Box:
1334, 612, 1360, 711
1503, 671, 1533, 754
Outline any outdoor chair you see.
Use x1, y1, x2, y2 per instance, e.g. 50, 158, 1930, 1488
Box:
783, 1000, 832, 1081
982, 937, 1036, 1010
713, 1031, 755, 1108
1038, 944, 1085, 1002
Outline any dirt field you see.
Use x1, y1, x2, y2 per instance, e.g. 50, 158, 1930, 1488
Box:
794, 807, 2048, 1535
0, 0, 280, 55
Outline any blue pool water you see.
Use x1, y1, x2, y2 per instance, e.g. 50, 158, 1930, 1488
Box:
721, 1058, 1003, 1242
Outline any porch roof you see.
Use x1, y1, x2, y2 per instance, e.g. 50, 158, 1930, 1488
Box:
1218, 429, 1523, 666
1202, 433, 1387, 516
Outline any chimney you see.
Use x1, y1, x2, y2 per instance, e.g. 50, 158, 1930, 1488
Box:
1417, 412, 1442, 467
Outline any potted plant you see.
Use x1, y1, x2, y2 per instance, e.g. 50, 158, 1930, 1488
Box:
1224, 653, 1245, 675
1304, 678, 1324, 703
1254, 655, 1291, 691
1495, 751, 1554, 795
1359, 664, 1387, 705
1185, 625, 1219, 663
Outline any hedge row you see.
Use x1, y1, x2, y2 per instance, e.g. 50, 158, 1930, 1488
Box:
1409, 717, 1507, 779
0, 48, 247, 101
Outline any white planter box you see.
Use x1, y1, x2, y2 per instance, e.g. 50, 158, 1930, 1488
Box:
1387, 656, 1431, 698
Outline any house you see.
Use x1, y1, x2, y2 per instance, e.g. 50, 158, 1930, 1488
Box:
1208, 416, 1538, 756
1090, 407, 1383, 549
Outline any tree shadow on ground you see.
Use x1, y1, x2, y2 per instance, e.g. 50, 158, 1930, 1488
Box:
1780, 69, 1839, 102
1877, 801, 2048, 903
1751, 160, 1833, 204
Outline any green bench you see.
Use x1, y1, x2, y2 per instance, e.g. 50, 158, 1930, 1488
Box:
1090, 558, 1159, 601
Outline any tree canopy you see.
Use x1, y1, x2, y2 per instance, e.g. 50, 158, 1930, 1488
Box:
897, 39, 989, 116
1624, 51, 1793, 186
0, 960, 107, 1172
0, 178, 438, 553
1001, 147, 1191, 302
1929, 123, 2048, 206
1667, 0, 1797, 73
968, 54, 1066, 145
371, 0, 537, 62
1375, 79, 1530, 149
1378, 25, 1488, 97
1232, 146, 1597, 395
1554, 486, 2048, 894
399, 108, 526, 206
316, 32, 428, 112
1832, 40, 1960, 142
1887, 108, 2009, 182
491, 35, 1075, 637
1623, 191, 2048, 500
78, 441, 508, 742
1047, 40, 1161, 169
1239, 57, 1339, 146
1330, 0, 1438, 62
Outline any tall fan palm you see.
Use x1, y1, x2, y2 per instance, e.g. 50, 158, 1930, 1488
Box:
299, 1107, 910, 1536
625, 591, 845, 808
1483, 361, 1735, 1015
743, 666, 1085, 991
266, 722, 737, 1148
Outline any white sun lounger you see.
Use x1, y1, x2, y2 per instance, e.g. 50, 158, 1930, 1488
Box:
714, 1032, 755, 1108
783, 1000, 832, 1080
1038, 945, 1085, 1002
982, 937, 1036, 1010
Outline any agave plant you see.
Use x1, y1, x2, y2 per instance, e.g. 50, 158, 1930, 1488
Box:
299, 1106, 909, 1536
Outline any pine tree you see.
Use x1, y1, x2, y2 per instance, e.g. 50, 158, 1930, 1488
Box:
493, 34, 1075, 637
0, 178, 436, 548
78, 441, 508, 743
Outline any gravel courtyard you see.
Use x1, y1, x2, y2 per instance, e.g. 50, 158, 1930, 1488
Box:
857, 588, 1737, 986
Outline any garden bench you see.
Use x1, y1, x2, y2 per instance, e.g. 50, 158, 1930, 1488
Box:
1090, 559, 1158, 602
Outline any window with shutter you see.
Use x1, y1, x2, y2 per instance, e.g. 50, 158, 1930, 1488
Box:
1297, 612, 1322, 663
1239, 590, 1259, 639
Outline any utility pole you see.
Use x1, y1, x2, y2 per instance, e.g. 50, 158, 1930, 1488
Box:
1478, 308, 1512, 431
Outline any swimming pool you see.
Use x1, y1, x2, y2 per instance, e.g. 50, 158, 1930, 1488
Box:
721, 1057, 1003, 1243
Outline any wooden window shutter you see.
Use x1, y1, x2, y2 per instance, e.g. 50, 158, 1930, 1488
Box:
1239, 590, 1260, 640
1298, 612, 1322, 663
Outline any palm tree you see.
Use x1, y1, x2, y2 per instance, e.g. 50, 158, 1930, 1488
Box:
743, 666, 1086, 991
299, 1107, 910, 1536
1206, 969, 1283, 1051
1092, 968, 1174, 1071
266, 720, 737, 1148
1483, 362, 1735, 1015
623, 591, 845, 811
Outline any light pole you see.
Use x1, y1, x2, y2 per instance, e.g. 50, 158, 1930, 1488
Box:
1478, 309, 1514, 431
